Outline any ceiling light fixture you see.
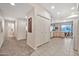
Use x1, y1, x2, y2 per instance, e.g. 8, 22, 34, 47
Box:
10, 3, 15, 6
51, 6, 55, 9
71, 7, 75, 10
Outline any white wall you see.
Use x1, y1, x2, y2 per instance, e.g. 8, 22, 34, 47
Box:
67, 17, 79, 53
73, 19, 78, 51
77, 19, 79, 52
15, 18, 27, 40
35, 6, 51, 47
27, 5, 51, 49
0, 17, 5, 48
74, 17, 79, 53
27, 8, 36, 49
35, 16, 50, 47
0, 9, 5, 48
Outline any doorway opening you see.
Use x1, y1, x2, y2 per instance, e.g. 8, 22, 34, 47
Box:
7, 22, 15, 38
50, 21, 73, 39
5, 20, 15, 39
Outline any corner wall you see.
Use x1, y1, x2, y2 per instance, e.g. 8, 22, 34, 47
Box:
27, 5, 51, 49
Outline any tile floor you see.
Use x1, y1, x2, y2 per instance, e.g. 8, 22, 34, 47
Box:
0, 37, 34, 56
0, 37, 79, 56
31, 38, 79, 56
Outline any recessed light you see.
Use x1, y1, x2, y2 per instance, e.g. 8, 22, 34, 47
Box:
10, 3, 15, 6
71, 7, 75, 10
51, 6, 55, 9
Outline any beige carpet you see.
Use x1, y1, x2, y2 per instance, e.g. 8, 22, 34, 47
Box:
0, 37, 34, 56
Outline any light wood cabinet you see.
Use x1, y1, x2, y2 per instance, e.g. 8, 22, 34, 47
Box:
53, 32, 65, 38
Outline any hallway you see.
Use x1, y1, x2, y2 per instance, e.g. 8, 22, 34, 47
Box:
31, 38, 79, 56
0, 37, 79, 56
0, 3, 79, 56
0, 38, 34, 56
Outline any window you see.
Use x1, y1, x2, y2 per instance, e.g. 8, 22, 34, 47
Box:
61, 24, 72, 32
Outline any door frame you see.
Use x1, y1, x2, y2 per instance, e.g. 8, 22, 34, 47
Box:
4, 20, 15, 39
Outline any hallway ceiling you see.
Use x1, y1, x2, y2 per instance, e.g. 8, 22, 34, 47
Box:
40, 3, 78, 20
0, 3, 78, 20
0, 3, 32, 18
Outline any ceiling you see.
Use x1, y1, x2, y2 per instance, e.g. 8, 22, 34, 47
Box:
0, 3, 78, 20
40, 3, 78, 20
0, 3, 33, 18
